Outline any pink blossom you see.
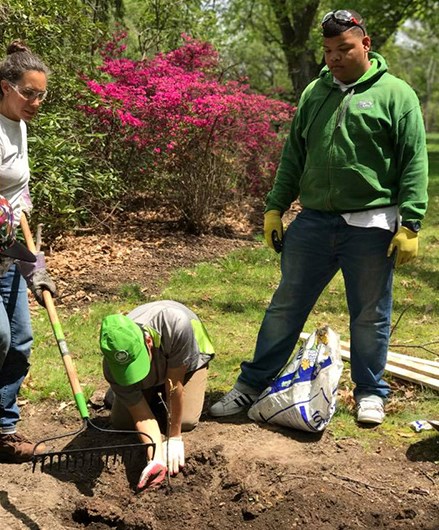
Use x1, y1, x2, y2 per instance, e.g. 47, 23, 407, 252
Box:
81, 33, 295, 195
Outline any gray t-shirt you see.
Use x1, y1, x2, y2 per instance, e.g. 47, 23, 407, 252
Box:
103, 300, 215, 406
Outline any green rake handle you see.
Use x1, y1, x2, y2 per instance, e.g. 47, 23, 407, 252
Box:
20, 214, 89, 420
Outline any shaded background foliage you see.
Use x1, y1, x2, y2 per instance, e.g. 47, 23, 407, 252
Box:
0, 0, 437, 237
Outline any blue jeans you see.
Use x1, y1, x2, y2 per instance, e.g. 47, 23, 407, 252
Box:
238, 208, 394, 401
0, 264, 33, 434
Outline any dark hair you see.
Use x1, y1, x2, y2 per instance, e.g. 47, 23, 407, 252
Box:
322, 10, 367, 38
0, 40, 50, 97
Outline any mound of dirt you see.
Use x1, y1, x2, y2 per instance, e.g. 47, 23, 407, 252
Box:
2, 199, 437, 529
1, 402, 438, 530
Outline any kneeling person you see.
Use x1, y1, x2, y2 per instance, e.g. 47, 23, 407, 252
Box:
100, 300, 214, 489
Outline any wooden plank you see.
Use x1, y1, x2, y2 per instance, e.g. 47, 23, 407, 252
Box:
339, 348, 439, 392
299, 332, 439, 369
299, 332, 439, 392
385, 351, 439, 368
383, 355, 439, 379
338, 338, 439, 369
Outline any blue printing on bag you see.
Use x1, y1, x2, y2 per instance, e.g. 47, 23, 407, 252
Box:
252, 354, 338, 430
255, 387, 337, 421
254, 386, 335, 427
267, 354, 333, 396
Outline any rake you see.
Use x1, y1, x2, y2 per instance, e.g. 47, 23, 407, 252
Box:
20, 214, 155, 472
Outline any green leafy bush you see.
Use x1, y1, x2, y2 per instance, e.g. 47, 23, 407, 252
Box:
28, 110, 122, 236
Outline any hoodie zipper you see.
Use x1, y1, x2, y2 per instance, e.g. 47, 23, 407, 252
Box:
326, 88, 355, 209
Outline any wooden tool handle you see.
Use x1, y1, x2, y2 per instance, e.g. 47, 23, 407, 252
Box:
20, 213, 88, 416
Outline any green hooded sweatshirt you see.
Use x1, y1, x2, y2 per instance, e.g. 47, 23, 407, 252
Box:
265, 52, 428, 223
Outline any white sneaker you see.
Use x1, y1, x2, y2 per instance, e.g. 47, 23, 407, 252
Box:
356, 398, 385, 424
209, 388, 259, 417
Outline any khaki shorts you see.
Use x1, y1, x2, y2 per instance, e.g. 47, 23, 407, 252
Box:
110, 366, 208, 433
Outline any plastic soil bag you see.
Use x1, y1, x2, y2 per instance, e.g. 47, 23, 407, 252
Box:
248, 326, 343, 432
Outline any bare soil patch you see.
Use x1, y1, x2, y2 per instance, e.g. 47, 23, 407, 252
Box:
1, 200, 438, 529
1, 402, 438, 530
43, 198, 262, 308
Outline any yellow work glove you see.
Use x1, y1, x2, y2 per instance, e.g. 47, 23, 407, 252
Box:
264, 210, 283, 252
387, 226, 418, 267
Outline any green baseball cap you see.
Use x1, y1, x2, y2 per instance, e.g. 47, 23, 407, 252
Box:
100, 314, 150, 386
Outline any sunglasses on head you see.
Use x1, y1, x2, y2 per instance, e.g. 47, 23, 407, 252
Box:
321, 10, 365, 35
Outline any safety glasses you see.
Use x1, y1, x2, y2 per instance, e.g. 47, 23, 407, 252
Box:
321, 10, 365, 34
8, 82, 48, 102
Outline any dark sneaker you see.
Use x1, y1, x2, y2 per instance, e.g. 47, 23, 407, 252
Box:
0, 433, 46, 463
209, 387, 259, 417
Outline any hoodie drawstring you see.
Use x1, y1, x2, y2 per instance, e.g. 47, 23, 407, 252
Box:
336, 88, 355, 128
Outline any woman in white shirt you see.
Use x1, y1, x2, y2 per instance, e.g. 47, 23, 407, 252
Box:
0, 40, 56, 462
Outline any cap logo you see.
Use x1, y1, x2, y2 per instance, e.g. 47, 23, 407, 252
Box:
114, 350, 131, 364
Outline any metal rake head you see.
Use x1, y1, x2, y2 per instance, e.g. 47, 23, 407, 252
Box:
32, 441, 154, 472
31, 418, 155, 472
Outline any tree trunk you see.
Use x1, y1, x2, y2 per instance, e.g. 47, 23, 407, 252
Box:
269, 0, 321, 101
268, 0, 430, 101
286, 48, 321, 101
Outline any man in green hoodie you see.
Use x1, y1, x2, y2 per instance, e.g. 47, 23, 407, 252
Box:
210, 9, 428, 424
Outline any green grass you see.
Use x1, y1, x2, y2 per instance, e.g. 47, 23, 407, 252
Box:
27, 136, 439, 448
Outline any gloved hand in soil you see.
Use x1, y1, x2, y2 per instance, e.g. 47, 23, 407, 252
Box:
16, 252, 57, 306
137, 459, 167, 490
264, 210, 283, 252
387, 226, 418, 267
162, 436, 185, 475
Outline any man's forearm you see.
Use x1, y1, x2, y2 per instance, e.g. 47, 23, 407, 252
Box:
128, 399, 163, 461
168, 384, 184, 438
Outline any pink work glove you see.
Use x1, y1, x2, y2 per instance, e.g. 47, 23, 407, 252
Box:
137, 459, 167, 490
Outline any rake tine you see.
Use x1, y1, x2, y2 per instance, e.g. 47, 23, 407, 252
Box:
31, 428, 155, 474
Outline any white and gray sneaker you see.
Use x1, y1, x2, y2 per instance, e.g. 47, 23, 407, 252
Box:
209, 388, 259, 417
356, 397, 385, 425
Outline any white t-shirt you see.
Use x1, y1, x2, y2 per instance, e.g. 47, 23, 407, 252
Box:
333, 77, 399, 232
0, 114, 30, 227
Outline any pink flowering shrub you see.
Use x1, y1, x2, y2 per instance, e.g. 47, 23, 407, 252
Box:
82, 34, 295, 232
